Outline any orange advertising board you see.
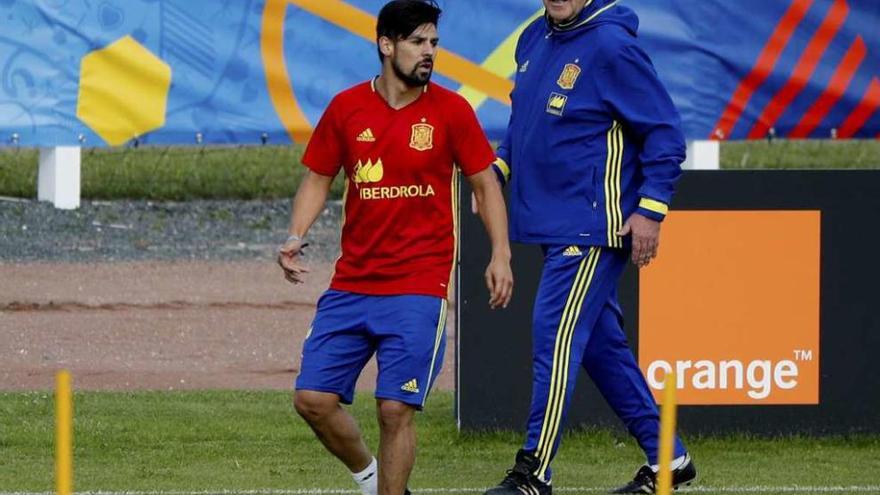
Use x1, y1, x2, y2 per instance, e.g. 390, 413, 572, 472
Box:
639, 211, 821, 405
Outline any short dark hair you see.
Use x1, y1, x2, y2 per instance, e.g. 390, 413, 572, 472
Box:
376, 0, 442, 62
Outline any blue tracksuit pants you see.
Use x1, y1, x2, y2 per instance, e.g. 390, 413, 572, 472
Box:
524, 245, 686, 481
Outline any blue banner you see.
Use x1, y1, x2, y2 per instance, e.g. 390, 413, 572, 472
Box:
0, 0, 877, 146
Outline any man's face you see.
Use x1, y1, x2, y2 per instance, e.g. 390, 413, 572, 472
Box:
385, 23, 438, 87
542, 0, 588, 24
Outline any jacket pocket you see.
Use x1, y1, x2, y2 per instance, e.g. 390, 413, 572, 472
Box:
589, 165, 600, 210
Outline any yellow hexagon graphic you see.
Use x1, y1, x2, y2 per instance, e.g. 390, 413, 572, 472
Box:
76, 36, 172, 146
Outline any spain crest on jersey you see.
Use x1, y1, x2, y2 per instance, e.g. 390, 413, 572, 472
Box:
557, 63, 582, 90
410, 121, 434, 151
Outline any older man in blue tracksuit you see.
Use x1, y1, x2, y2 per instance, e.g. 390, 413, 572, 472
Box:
485, 1, 697, 494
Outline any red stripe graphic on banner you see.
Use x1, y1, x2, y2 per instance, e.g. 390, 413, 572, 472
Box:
710, 0, 814, 140
748, 0, 849, 139
789, 36, 866, 138
837, 78, 880, 138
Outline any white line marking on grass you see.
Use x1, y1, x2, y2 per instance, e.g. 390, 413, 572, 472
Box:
3, 488, 880, 495
591, 489, 880, 494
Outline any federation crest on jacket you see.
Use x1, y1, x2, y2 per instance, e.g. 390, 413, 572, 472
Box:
557, 63, 582, 90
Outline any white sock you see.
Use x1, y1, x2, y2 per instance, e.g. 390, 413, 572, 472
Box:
352, 457, 378, 495
650, 454, 687, 473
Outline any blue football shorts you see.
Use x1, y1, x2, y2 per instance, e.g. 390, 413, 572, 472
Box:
295, 289, 448, 409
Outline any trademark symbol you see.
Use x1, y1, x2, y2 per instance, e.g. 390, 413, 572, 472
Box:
794, 350, 813, 361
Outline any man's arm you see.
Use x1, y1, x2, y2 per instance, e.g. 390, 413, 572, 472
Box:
466, 167, 513, 309
471, 103, 512, 215
599, 42, 686, 267
490, 77, 516, 190
492, 21, 532, 188
277, 170, 335, 284
492, 138, 513, 188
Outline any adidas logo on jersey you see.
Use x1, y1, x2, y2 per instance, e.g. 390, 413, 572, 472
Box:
401, 379, 420, 394
357, 128, 376, 142
563, 245, 583, 257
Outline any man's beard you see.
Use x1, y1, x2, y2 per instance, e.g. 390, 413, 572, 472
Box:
392, 56, 432, 88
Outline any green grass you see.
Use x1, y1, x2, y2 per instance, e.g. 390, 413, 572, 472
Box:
1, 390, 877, 492
0, 147, 36, 198
0, 146, 346, 201
1, 140, 878, 201
720, 139, 880, 169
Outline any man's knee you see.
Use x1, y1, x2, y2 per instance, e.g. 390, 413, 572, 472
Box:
377, 400, 415, 431
293, 390, 339, 423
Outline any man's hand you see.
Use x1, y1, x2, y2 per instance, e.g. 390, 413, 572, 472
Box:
485, 255, 513, 309
277, 238, 310, 284
618, 213, 661, 268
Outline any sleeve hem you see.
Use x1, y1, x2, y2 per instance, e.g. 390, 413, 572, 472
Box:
302, 160, 339, 177
638, 197, 668, 222
492, 157, 511, 185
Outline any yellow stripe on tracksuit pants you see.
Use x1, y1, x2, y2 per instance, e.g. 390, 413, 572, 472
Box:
523, 245, 686, 481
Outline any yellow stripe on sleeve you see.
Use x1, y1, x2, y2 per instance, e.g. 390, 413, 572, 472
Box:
493, 157, 511, 182
639, 198, 669, 216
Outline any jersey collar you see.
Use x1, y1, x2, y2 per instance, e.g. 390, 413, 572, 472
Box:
371, 76, 429, 94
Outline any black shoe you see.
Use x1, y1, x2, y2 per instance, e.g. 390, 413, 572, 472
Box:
484, 449, 552, 495
611, 453, 697, 494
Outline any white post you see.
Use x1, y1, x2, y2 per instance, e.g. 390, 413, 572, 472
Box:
683, 140, 720, 170
38, 147, 81, 209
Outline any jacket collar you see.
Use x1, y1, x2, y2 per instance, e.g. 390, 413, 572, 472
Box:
545, 0, 619, 33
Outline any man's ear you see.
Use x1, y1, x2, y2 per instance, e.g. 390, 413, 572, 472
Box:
378, 36, 394, 58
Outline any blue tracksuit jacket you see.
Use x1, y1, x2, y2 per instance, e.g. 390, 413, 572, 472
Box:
494, 0, 686, 248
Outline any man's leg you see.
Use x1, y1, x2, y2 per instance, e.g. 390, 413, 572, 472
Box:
523, 246, 622, 481
295, 290, 378, 494
581, 291, 687, 465
580, 285, 696, 493
376, 399, 416, 495
294, 390, 373, 472
370, 294, 448, 495
486, 245, 620, 495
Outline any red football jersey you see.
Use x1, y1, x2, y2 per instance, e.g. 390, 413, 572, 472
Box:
301, 79, 495, 298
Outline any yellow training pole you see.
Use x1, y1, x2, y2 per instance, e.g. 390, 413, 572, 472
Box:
56, 370, 72, 495
656, 371, 677, 495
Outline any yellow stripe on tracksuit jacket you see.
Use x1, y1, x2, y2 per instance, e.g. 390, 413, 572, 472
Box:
491, 0, 688, 482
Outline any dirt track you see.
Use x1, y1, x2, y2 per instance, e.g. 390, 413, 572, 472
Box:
0, 261, 456, 392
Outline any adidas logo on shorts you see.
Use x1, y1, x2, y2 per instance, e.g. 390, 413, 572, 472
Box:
401, 379, 420, 393
563, 245, 583, 257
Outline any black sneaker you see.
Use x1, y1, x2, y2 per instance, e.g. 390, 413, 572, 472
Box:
484, 449, 552, 495
611, 453, 697, 494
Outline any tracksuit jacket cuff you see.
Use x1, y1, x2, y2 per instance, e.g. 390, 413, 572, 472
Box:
492, 157, 511, 186
637, 197, 669, 222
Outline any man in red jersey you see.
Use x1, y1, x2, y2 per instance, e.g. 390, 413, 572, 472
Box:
277, 2, 512, 494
